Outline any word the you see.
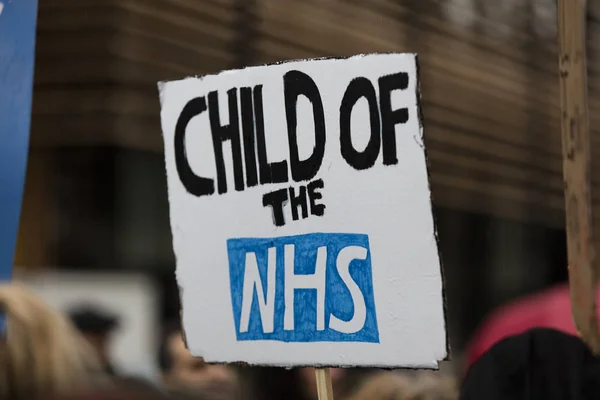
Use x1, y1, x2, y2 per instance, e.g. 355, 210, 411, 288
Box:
227, 233, 379, 343
262, 179, 325, 227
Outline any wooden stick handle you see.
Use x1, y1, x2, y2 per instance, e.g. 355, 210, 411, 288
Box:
557, 0, 600, 353
315, 368, 334, 400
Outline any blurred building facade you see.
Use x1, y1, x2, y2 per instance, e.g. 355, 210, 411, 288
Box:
16, 0, 600, 353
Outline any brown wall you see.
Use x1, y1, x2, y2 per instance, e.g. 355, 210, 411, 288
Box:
17, 1, 578, 346
26, 0, 600, 248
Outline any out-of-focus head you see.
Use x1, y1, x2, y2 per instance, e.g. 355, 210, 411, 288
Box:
461, 328, 600, 399
158, 321, 236, 390
169, 380, 240, 400
67, 305, 119, 372
42, 379, 235, 400
345, 371, 458, 400
0, 283, 103, 400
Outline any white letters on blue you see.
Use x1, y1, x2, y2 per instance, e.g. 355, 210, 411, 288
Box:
239, 244, 368, 334
239, 248, 276, 333
329, 245, 368, 333
284, 244, 327, 331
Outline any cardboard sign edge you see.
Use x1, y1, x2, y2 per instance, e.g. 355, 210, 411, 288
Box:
160, 52, 449, 368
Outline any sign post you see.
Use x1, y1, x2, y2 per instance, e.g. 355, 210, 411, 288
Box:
158, 54, 447, 395
0, 1, 37, 281
315, 367, 334, 400
557, 0, 600, 352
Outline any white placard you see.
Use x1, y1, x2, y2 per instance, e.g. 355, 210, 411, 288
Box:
17, 271, 159, 379
158, 54, 447, 368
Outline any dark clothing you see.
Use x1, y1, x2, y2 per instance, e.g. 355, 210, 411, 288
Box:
460, 328, 600, 400
68, 305, 119, 334
67, 304, 120, 377
105, 362, 117, 376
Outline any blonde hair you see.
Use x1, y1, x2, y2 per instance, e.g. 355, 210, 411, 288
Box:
345, 371, 458, 400
0, 283, 103, 400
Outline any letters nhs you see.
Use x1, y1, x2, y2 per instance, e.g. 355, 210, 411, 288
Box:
159, 54, 447, 367
228, 233, 379, 343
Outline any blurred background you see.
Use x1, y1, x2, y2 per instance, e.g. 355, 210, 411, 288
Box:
10, 0, 600, 381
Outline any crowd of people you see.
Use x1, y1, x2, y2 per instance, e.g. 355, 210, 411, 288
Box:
2, 282, 600, 400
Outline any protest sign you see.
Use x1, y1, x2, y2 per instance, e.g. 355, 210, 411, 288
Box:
159, 54, 447, 368
0, 0, 37, 282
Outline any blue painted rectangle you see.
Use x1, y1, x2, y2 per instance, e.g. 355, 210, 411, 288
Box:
0, 0, 37, 283
227, 233, 379, 343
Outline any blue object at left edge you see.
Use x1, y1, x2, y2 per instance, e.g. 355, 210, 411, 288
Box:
0, 0, 39, 332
